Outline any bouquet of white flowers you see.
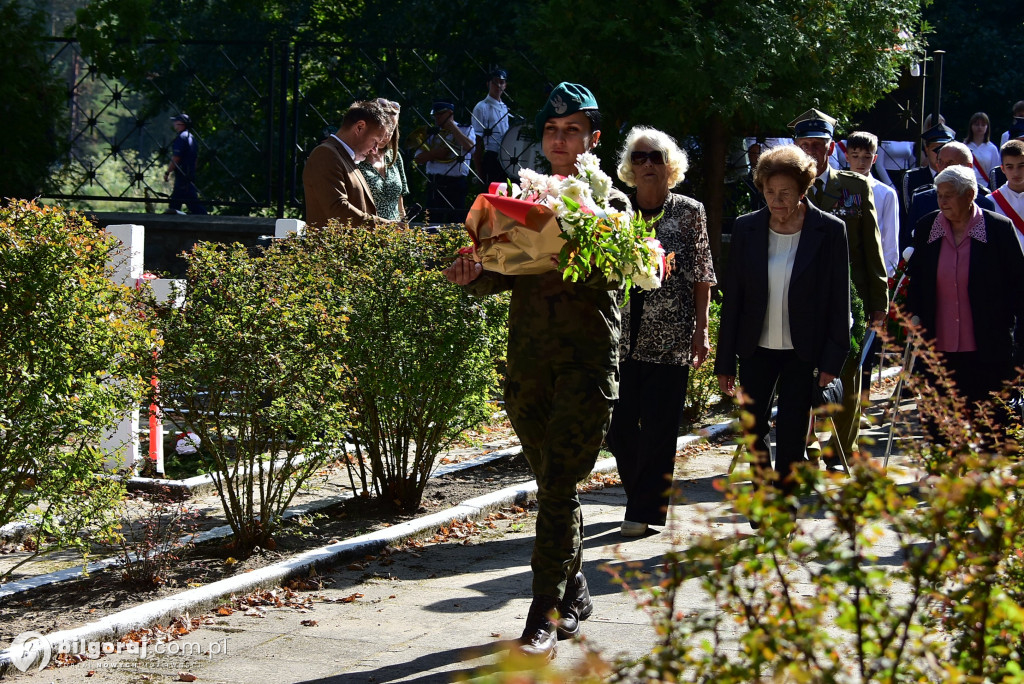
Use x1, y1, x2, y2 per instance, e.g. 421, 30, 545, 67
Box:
463, 153, 665, 291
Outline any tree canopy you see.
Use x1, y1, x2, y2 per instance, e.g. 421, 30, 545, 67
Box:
0, 1, 68, 199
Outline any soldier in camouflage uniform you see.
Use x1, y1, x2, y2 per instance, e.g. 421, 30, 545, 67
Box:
443, 82, 622, 660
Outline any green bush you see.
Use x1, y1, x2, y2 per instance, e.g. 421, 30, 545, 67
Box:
154, 238, 351, 553
0, 200, 152, 581
600, 322, 1024, 682
308, 222, 508, 514
479, 314, 1024, 682
684, 298, 721, 421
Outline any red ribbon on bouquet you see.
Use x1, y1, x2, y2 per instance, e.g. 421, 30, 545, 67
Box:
461, 184, 566, 275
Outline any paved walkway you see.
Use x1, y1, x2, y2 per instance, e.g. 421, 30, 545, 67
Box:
4, 397, 918, 683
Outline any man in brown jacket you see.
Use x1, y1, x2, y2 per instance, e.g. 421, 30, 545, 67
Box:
303, 100, 391, 227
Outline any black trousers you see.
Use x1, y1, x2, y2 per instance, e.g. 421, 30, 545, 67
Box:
606, 358, 689, 525
425, 174, 468, 224
919, 351, 1012, 438
169, 174, 207, 214
738, 347, 815, 492
481, 150, 507, 187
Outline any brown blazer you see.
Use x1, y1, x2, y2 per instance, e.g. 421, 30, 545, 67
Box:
302, 137, 377, 227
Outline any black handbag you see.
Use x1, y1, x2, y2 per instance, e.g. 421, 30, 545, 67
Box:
811, 369, 844, 409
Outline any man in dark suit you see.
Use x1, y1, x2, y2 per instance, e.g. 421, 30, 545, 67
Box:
900, 122, 956, 250
303, 100, 391, 228
908, 141, 995, 230
791, 108, 887, 465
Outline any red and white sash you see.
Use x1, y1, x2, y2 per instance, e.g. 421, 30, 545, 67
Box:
972, 156, 991, 186
992, 189, 1024, 237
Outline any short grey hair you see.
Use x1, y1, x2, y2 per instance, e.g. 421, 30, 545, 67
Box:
616, 126, 689, 188
940, 141, 972, 166
934, 164, 977, 198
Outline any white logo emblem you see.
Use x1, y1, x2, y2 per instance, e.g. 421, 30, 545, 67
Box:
551, 94, 567, 115
9, 631, 52, 672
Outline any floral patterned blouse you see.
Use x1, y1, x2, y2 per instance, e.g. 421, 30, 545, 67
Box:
619, 192, 717, 367
357, 150, 409, 221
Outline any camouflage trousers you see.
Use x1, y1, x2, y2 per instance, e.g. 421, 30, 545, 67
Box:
829, 358, 863, 458
505, 359, 615, 599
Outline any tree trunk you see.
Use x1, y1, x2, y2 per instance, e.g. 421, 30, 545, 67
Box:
701, 113, 727, 273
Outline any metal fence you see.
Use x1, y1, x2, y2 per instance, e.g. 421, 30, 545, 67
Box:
42, 38, 548, 217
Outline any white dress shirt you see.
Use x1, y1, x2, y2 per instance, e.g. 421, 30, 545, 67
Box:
331, 134, 356, 161
866, 175, 900, 275
471, 95, 510, 154
759, 229, 802, 349
992, 183, 1024, 250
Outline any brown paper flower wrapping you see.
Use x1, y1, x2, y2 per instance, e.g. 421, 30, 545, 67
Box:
463, 192, 566, 275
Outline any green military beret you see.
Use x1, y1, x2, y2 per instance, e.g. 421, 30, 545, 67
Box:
534, 82, 599, 137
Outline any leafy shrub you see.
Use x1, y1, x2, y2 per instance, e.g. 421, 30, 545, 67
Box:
308, 222, 508, 513
481, 313, 1024, 681
684, 298, 721, 421
0, 200, 152, 581
154, 238, 351, 553
109, 487, 201, 588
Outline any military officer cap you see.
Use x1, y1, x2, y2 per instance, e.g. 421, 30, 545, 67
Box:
430, 100, 454, 115
920, 122, 956, 145
1009, 117, 1024, 140
788, 108, 837, 139
535, 82, 599, 137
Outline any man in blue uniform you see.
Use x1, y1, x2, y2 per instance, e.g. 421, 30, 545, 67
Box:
164, 114, 207, 215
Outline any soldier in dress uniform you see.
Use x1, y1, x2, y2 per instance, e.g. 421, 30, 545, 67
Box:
900, 122, 956, 251
443, 82, 624, 660
790, 108, 887, 468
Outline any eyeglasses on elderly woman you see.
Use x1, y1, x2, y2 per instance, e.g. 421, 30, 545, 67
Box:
630, 150, 665, 166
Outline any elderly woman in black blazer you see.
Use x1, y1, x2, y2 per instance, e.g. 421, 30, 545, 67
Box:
906, 164, 1024, 415
715, 145, 851, 505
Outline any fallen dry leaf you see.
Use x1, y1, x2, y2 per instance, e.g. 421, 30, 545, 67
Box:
216, 606, 233, 616
178, 673, 198, 682
300, 619, 318, 627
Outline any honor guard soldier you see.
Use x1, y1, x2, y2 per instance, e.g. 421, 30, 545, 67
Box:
791, 108, 887, 468
471, 68, 511, 187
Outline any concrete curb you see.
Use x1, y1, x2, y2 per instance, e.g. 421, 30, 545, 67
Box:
0, 421, 736, 675
0, 445, 522, 599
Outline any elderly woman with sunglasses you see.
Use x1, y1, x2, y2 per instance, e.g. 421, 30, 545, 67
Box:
606, 126, 717, 537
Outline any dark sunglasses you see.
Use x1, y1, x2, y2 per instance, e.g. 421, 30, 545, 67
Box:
631, 150, 665, 165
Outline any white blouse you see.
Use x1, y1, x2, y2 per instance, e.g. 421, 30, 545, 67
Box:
759, 228, 802, 349
968, 141, 1000, 189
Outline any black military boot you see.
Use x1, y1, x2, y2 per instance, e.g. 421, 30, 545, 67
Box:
518, 595, 559, 659
556, 571, 594, 639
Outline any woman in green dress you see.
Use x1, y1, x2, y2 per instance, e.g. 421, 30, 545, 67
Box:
357, 99, 409, 221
